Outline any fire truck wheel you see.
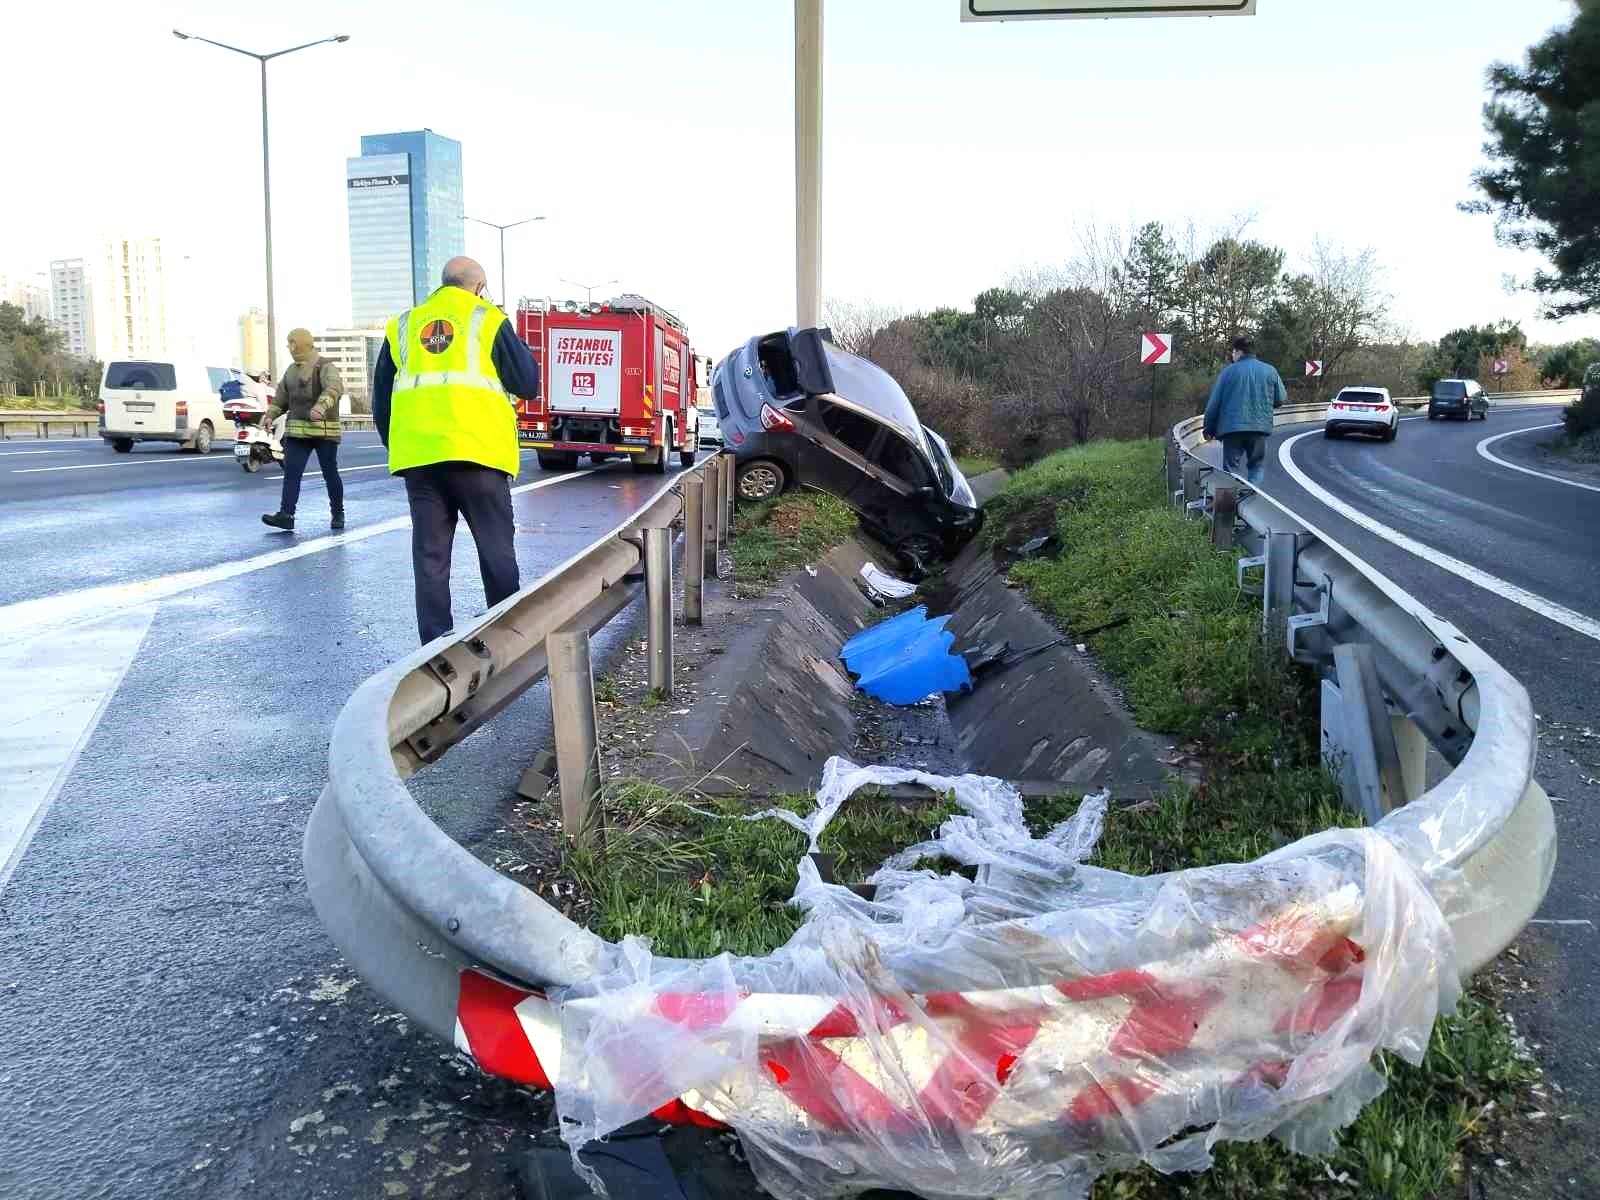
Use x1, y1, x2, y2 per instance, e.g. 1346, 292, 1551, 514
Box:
678, 445, 698, 468
537, 452, 578, 471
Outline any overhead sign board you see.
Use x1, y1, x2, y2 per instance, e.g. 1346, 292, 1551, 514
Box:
1140, 332, 1173, 366
963, 0, 1255, 20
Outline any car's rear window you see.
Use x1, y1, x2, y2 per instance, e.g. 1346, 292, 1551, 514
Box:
105, 362, 177, 390
1339, 391, 1385, 404
1432, 380, 1467, 399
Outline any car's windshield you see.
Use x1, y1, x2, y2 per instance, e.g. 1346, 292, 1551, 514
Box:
1432, 380, 1467, 399
105, 362, 177, 390
207, 367, 237, 392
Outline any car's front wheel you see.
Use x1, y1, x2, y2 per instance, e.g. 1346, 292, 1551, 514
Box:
736, 459, 787, 502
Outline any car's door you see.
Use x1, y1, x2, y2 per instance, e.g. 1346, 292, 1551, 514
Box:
854, 426, 939, 544
798, 397, 888, 510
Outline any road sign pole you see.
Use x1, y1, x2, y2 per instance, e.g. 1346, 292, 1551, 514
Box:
795, 0, 823, 328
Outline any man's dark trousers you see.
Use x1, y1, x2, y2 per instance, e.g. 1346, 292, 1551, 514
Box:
280, 436, 344, 516
403, 462, 521, 645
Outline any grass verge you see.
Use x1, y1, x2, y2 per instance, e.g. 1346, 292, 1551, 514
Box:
956, 452, 1001, 476
728, 489, 856, 591
0, 396, 94, 412
566, 782, 956, 959
1554, 428, 1600, 464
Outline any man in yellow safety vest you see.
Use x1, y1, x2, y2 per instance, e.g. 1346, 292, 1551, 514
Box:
372, 257, 542, 644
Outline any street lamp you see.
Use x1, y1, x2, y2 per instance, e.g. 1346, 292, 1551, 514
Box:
463, 215, 545, 308
560, 278, 619, 304
173, 28, 350, 380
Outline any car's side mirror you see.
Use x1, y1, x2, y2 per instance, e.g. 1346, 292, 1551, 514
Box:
913, 485, 937, 500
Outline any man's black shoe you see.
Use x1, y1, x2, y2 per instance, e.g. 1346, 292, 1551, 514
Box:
331, 513, 346, 531
261, 512, 295, 531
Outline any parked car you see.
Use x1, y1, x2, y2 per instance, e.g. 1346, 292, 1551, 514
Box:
1324, 386, 1398, 441
713, 327, 982, 570
697, 406, 723, 451
1428, 378, 1489, 421
99, 360, 237, 453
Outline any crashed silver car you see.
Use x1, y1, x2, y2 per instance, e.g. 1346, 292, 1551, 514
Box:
713, 327, 983, 571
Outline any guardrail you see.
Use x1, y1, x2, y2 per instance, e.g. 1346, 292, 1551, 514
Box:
0, 410, 97, 439
304, 415, 1557, 1195
1169, 403, 1555, 974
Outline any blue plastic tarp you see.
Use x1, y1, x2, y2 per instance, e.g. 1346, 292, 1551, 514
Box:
840, 607, 972, 705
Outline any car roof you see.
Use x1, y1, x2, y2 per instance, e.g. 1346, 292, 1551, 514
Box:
820, 345, 923, 444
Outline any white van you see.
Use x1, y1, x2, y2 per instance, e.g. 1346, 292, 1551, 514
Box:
98, 361, 237, 454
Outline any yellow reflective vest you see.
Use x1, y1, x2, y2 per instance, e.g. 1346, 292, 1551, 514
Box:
385, 286, 520, 477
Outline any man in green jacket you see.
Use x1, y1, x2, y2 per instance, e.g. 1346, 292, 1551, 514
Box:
261, 328, 346, 532
1203, 334, 1286, 486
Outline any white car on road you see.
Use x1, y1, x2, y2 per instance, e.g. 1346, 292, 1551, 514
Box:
1324, 386, 1398, 442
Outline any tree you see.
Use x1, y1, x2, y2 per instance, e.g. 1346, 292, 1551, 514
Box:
1538, 337, 1600, 386
1465, 3, 1600, 317
1414, 322, 1526, 392
1258, 240, 1390, 399
1176, 237, 1285, 366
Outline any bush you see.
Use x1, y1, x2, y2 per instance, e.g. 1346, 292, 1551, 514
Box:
1564, 365, 1600, 438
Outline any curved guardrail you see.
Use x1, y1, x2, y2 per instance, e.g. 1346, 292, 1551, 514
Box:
1170, 405, 1556, 973
304, 416, 1557, 1196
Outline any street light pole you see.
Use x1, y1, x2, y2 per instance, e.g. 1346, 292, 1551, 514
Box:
559, 278, 619, 304
173, 29, 349, 381
463, 215, 545, 306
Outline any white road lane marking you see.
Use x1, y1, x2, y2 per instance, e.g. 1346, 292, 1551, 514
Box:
13, 444, 391, 475
1278, 430, 1600, 644
0, 468, 598, 644
1476, 424, 1600, 495
0, 606, 155, 898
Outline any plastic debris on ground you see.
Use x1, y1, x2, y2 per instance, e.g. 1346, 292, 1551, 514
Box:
547, 756, 1458, 1200
859, 561, 918, 602
838, 606, 973, 704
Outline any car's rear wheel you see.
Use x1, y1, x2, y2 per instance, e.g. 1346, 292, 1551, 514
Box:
1324, 425, 1340, 439
111, 438, 133, 453
193, 421, 214, 454
736, 459, 786, 502
1384, 421, 1398, 442
1427, 408, 1437, 420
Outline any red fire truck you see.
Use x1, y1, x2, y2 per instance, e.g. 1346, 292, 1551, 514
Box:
514, 294, 701, 472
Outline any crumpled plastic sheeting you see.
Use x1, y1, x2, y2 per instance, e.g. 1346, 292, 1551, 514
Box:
550, 758, 1458, 1200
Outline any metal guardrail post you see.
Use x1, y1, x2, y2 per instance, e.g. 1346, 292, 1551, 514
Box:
1212, 487, 1237, 550
645, 526, 673, 698
548, 627, 603, 846
1264, 530, 1297, 657
1333, 644, 1409, 823
717, 454, 733, 545
684, 475, 705, 626
1181, 461, 1201, 513
703, 460, 722, 580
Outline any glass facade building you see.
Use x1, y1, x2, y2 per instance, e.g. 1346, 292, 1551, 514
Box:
346, 129, 464, 327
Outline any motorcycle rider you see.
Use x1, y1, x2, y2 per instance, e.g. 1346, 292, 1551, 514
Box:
260, 328, 346, 532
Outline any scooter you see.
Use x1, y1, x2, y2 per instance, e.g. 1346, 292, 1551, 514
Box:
223, 399, 284, 474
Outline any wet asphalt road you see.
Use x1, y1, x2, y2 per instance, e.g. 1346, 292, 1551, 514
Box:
0, 434, 689, 1199
1256, 405, 1600, 1111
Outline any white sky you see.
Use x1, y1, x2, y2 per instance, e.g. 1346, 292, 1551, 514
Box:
2, 0, 1595, 364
